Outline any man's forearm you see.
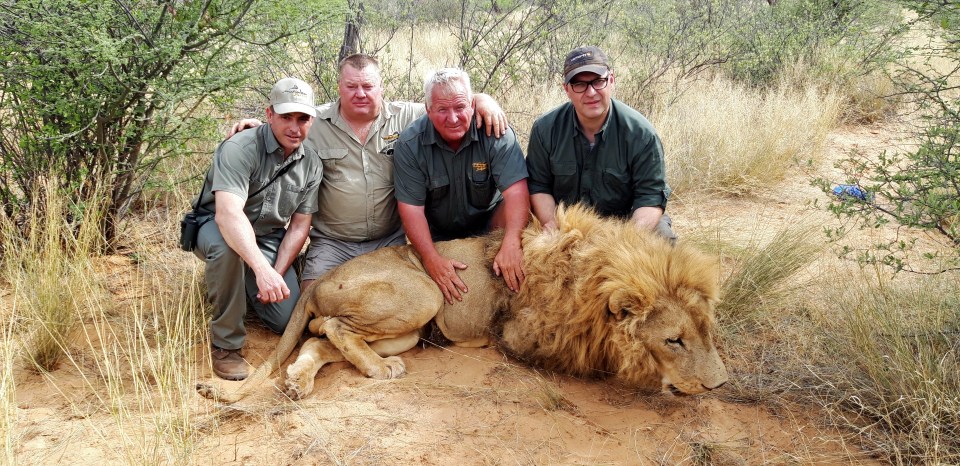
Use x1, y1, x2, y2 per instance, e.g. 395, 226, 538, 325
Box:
631, 206, 663, 231
530, 193, 558, 229
501, 180, 530, 241
216, 209, 272, 274
273, 213, 312, 275
398, 203, 440, 262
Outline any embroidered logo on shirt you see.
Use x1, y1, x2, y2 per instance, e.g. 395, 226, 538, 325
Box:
473, 162, 488, 172
382, 132, 400, 142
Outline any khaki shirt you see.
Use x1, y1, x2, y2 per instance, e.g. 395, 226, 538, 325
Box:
196, 124, 322, 236
308, 99, 426, 242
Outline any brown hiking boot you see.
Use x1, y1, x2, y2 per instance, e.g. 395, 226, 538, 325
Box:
211, 346, 249, 381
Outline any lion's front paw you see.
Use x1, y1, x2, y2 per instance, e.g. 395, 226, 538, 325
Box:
196, 382, 222, 401
365, 356, 406, 379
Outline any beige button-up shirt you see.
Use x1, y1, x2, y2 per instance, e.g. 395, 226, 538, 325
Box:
308, 99, 425, 242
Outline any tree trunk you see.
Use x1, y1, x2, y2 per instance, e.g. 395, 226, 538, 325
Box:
338, 2, 364, 63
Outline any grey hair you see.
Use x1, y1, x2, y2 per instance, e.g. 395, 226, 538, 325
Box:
423, 68, 472, 108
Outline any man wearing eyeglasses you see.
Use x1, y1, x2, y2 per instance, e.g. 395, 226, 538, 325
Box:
526, 46, 676, 241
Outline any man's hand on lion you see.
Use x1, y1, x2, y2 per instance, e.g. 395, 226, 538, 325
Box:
423, 254, 469, 304
227, 118, 264, 138
492, 237, 524, 293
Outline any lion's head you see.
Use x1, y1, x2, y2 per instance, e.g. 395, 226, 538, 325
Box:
498, 204, 728, 395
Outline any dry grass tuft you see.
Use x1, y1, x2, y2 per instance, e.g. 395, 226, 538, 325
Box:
0, 318, 16, 464
714, 219, 826, 327
0, 179, 105, 372
656, 76, 842, 196
808, 273, 960, 464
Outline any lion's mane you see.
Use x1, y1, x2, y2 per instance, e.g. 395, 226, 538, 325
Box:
489, 204, 720, 387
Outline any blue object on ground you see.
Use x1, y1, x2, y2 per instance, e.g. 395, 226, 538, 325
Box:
832, 184, 869, 201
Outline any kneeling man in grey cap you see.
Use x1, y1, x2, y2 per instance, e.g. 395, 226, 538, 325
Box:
191, 78, 322, 380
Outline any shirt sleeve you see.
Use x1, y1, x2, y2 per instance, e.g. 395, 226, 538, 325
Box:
393, 135, 428, 206
490, 127, 528, 190
525, 120, 553, 195
630, 131, 669, 211
210, 139, 257, 200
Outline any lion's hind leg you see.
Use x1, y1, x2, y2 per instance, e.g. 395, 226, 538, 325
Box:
323, 318, 414, 379
284, 331, 421, 399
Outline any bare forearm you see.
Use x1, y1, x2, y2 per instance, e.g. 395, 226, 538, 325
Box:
530, 193, 558, 229
216, 209, 272, 274
274, 213, 311, 275
501, 180, 530, 242
631, 206, 663, 231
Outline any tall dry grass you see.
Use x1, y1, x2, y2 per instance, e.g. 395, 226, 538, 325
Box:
1, 317, 16, 465
0, 179, 104, 372
655, 76, 842, 196
714, 219, 826, 328
66, 269, 209, 464
808, 272, 960, 464
1, 178, 213, 463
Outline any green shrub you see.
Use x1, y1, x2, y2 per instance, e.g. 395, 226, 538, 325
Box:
0, 0, 337, 248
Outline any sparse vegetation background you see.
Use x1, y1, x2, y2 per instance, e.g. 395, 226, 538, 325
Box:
2, 0, 959, 464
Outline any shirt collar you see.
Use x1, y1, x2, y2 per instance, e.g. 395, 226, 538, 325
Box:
262, 123, 305, 162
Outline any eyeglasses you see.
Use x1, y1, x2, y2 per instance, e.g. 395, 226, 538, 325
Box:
568, 76, 609, 93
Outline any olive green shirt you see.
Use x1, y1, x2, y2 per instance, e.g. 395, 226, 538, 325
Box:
309, 99, 426, 242
196, 124, 322, 236
526, 99, 669, 217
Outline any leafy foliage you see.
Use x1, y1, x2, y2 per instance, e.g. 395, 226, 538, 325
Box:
725, 0, 901, 87
0, 0, 337, 248
819, 1, 960, 273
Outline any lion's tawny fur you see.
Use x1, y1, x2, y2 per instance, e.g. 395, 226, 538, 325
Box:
197, 204, 727, 403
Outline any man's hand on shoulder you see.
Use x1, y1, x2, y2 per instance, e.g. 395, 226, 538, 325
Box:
473, 93, 507, 138
227, 118, 263, 138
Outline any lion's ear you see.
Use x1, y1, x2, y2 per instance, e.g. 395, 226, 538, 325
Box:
607, 290, 654, 322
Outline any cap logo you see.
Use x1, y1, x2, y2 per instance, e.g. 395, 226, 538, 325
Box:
570, 51, 592, 63
285, 85, 310, 101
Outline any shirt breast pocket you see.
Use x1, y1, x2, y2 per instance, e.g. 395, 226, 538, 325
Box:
317, 149, 349, 182
279, 182, 308, 218
427, 176, 450, 207
599, 168, 631, 213
550, 161, 577, 200
468, 168, 495, 208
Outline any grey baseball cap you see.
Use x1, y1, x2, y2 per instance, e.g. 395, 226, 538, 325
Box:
562, 46, 611, 84
269, 77, 316, 117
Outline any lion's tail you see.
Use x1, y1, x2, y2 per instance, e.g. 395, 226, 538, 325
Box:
196, 291, 311, 403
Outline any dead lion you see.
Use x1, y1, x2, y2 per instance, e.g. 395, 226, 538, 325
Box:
196, 204, 728, 402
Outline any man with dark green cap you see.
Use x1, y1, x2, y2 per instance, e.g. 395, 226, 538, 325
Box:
526, 45, 676, 241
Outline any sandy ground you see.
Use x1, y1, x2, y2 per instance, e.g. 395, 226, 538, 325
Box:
8, 124, 898, 465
